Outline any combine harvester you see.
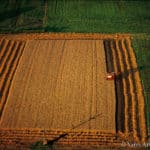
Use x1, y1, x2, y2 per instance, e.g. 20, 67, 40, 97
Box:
106, 72, 121, 80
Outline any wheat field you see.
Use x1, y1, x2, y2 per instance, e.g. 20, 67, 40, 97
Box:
0, 34, 147, 148
0, 39, 116, 131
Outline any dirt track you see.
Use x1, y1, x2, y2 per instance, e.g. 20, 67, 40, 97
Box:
0, 39, 116, 131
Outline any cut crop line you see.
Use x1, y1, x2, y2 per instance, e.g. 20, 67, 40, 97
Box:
110, 40, 125, 133
0, 41, 17, 94
0, 41, 15, 75
110, 40, 118, 73
0, 42, 20, 115
0, 40, 10, 65
0, 41, 26, 119
126, 38, 147, 142
115, 39, 129, 135
121, 38, 139, 141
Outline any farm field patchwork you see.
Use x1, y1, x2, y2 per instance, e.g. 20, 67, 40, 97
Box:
0, 33, 148, 148
0, 0, 45, 33
0, 0, 149, 148
0, 0, 149, 33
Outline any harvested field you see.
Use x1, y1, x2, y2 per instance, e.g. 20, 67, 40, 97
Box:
104, 37, 147, 142
0, 39, 116, 131
0, 33, 147, 148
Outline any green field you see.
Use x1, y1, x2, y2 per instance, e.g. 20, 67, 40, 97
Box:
132, 36, 150, 137
0, 0, 45, 33
0, 0, 149, 33
0, 0, 149, 138
46, 0, 150, 33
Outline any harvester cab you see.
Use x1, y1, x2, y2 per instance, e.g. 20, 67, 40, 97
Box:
106, 72, 120, 80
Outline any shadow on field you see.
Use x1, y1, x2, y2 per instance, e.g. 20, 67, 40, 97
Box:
103, 40, 125, 133
45, 25, 69, 32
30, 113, 102, 150
47, 113, 102, 145
121, 68, 139, 79
0, 7, 34, 22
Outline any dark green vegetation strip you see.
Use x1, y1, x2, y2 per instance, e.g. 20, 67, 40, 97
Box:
0, 0, 45, 33
0, 0, 150, 33
46, 0, 150, 33
132, 38, 150, 138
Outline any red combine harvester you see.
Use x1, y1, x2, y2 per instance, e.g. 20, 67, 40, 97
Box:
106, 72, 121, 80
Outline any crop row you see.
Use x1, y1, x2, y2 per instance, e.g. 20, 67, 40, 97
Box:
0, 39, 26, 118
0, 129, 125, 147
109, 38, 146, 142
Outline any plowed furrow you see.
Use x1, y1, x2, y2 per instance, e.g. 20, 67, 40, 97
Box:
0, 41, 25, 118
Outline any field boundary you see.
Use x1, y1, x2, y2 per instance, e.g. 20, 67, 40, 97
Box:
0, 33, 130, 40
0, 128, 127, 148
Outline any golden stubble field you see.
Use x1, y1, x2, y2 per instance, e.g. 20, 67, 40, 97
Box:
0, 33, 147, 148
0, 39, 116, 131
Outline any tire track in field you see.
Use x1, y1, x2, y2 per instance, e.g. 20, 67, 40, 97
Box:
0, 39, 26, 118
